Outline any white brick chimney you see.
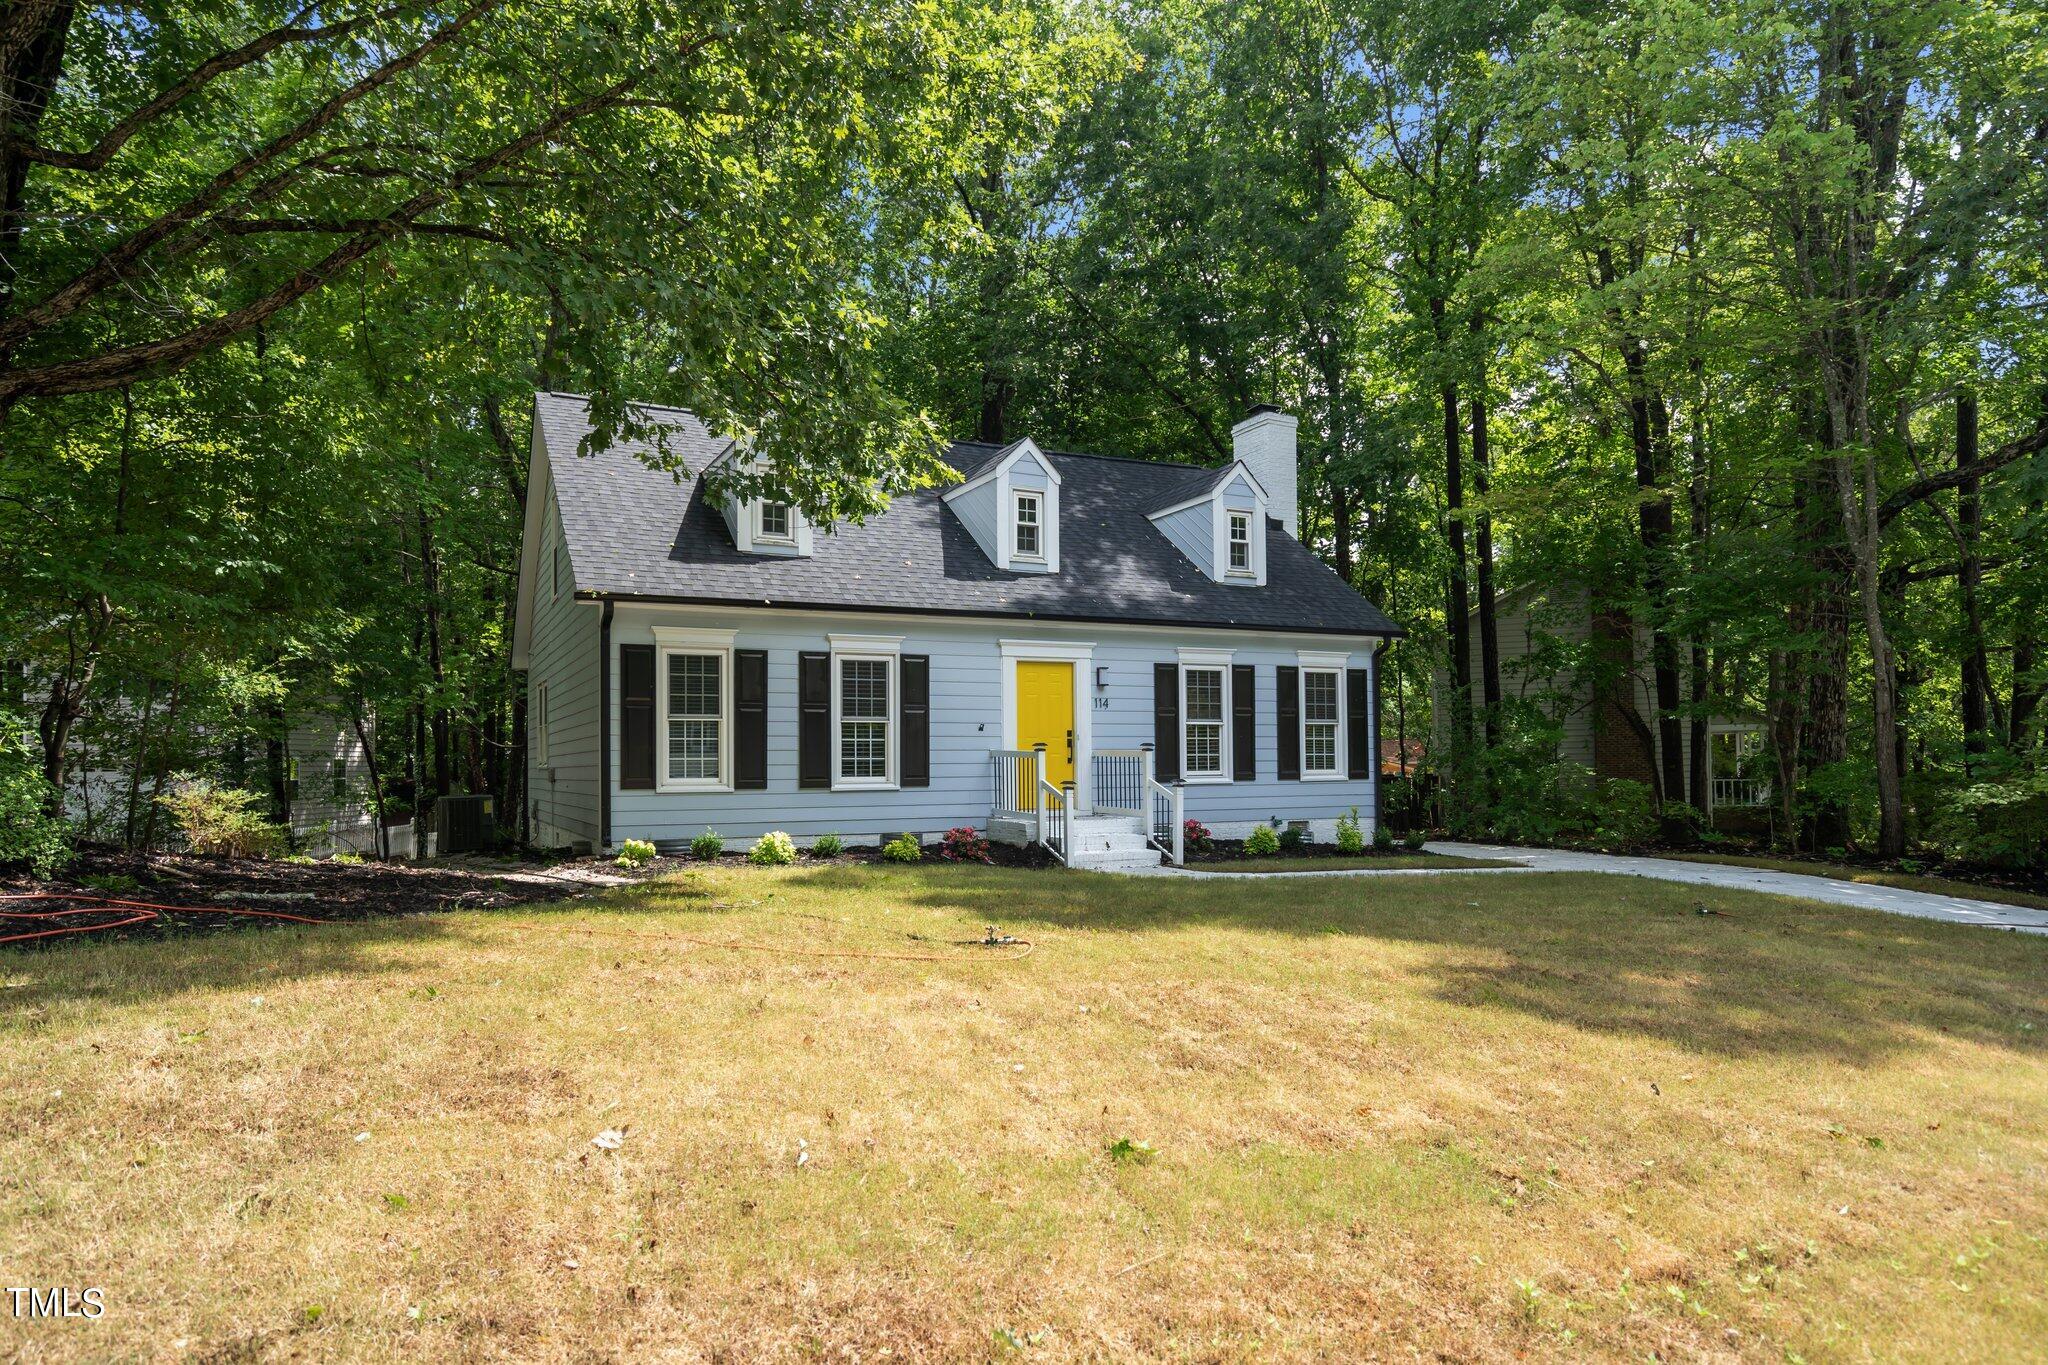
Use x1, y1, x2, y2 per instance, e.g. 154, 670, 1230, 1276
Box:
1232, 405, 1298, 538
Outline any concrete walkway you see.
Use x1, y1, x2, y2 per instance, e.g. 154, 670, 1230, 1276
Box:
1159, 841, 2048, 936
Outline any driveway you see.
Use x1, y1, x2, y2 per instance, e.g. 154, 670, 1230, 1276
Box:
1162, 841, 2048, 936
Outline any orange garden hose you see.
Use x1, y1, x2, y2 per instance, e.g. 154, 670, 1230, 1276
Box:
0, 892, 327, 946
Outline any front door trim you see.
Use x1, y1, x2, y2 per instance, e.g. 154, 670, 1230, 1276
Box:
999, 639, 1094, 811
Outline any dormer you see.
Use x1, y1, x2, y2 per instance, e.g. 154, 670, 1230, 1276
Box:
942, 437, 1061, 573
1147, 462, 1269, 586
705, 442, 813, 557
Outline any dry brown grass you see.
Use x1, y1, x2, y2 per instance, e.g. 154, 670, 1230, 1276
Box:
2, 865, 2044, 1362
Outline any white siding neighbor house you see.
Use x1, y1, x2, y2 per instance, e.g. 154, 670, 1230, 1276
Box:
509, 394, 1403, 869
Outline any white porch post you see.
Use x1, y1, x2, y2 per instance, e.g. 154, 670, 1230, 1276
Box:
1032, 743, 1047, 845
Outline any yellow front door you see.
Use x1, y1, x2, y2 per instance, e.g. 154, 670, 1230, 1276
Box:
1016, 661, 1076, 802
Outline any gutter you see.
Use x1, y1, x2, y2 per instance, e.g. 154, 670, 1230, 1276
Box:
578, 589, 1408, 641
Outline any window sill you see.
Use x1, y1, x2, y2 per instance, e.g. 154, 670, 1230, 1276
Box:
1300, 771, 1347, 782
831, 779, 899, 793
1181, 772, 1231, 785
656, 781, 733, 795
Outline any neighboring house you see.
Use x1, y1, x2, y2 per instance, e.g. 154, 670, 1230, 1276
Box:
1444, 585, 1769, 822
509, 393, 1403, 869
57, 706, 379, 853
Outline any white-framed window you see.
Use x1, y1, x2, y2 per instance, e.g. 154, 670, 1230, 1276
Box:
1302, 667, 1342, 777
652, 627, 735, 791
830, 637, 901, 789
1227, 511, 1251, 573
1183, 664, 1227, 780
533, 680, 549, 768
758, 501, 793, 542
1014, 491, 1043, 559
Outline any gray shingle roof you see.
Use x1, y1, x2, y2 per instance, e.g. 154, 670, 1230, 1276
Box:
535, 392, 1401, 638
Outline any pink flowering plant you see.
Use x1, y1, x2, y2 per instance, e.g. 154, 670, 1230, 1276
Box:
938, 826, 993, 863
1182, 818, 1213, 854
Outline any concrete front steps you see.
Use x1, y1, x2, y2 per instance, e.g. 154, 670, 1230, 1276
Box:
1063, 814, 1163, 872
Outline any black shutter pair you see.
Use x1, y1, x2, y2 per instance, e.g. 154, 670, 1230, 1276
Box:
620, 644, 770, 791
1152, 662, 1255, 781
797, 651, 930, 789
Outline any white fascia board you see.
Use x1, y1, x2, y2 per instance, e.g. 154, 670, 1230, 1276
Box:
509, 402, 551, 670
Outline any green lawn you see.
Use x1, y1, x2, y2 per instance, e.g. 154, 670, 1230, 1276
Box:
1188, 851, 1514, 873
2, 864, 2043, 1361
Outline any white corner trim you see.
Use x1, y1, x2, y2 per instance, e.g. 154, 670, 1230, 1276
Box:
827, 632, 903, 654
652, 625, 738, 649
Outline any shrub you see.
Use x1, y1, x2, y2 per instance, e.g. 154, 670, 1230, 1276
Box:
1586, 779, 1657, 851
1372, 821, 1395, 851
1243, 824, 1280, 855
0, 714, 71, 878
1335, 807, 1365, 855
1933, 772, 2048, 869
812, 832, 844, 858
1182, 818, 1213, 854
689, 828, 725, 860
156, 780, 284, 858
881, 832, 923, 863
614, 838, 657, 868
749, 831, 797, 866
1277, 822, 1307, 851
1401, 829, 1427, 851
328, 850, 366, 866
938, 826, 991, 863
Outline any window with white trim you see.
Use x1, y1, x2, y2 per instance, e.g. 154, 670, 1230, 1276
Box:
533, 681, 549, 768
1227, 511, 1251, 573
1302, 668, 1341, 776
758, 501, 793, 542
664, 652, 727, 784
1183, 665, 1226, 778
1014, 491, 1042, 559
836, 655, 893, 785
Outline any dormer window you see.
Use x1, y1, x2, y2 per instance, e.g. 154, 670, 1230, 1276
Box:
1227, 512, 1251, 574
759, 501, 793, 542
1014, 492, 1042, 559
941, 437, 1060, 573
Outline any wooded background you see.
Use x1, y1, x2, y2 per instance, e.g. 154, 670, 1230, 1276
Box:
2, 0, 2043, 866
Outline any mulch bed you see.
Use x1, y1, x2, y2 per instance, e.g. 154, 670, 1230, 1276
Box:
2, 840, 1061, 950
1185, 839, 1430, 866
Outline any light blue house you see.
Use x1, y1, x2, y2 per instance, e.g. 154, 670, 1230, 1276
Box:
510, 393, 1403, 869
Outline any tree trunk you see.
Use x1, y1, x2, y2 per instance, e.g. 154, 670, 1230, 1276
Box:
418, 502, 451, 801
0, 1, 75, 332
1468, 321, 1501, 747
1795, 461, 1852, 850
1435, 302, 1471, 748
1956, 391, 1992, 766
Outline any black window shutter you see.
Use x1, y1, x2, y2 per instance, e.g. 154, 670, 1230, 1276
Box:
798, 651, 831, 789
735, 650, 768, 789
1276, 664, 1300, 781
901, 655, 930, 788
1232, 664, 1255, 781
620, 644, 656, 790
1347, 667, 1372, 780
1152, 662, 1180, 781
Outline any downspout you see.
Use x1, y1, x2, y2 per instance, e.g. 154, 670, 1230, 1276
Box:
598, 600, 614, 853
